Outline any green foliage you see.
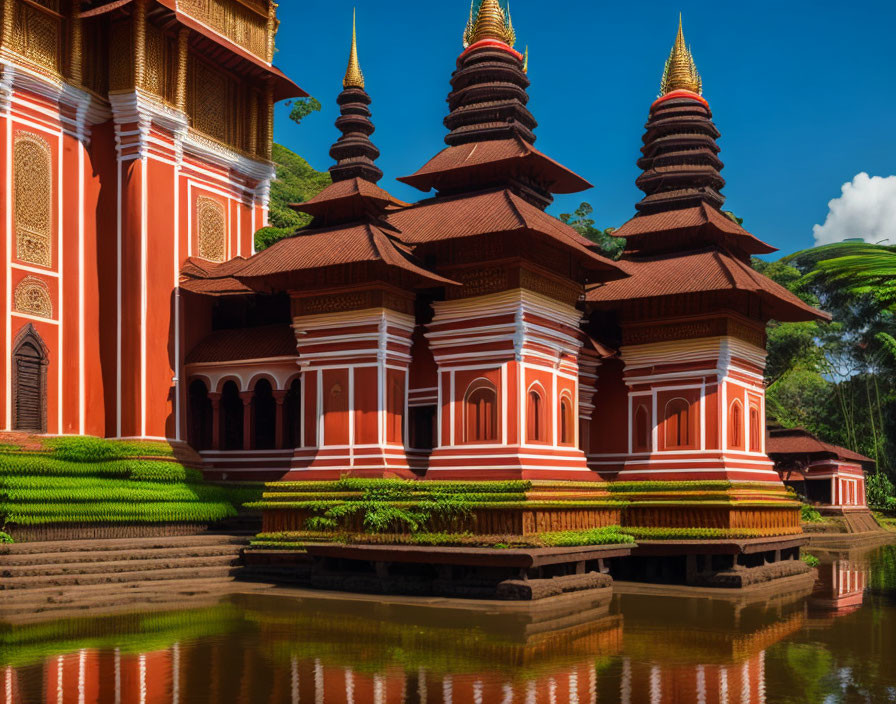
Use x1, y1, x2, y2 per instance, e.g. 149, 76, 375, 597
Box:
801, 552, 820, 568
867, 472, 896, 508
801, 504, 823, 522
558, 202, 625, 259
0, 530, 12, 543
286, 97, 322, 126
304, 479, 471, 534
538, 527, 635, 546
625, 526, 770, 539
43, 436, 175, 461
255, 143, 331, 251
0, 438, 243, 531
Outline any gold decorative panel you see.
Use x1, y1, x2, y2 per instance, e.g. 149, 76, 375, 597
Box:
178, 0, 270, 61
197, 196, 227, 262
10, 0, 62, 73
14, 132, 53, 269
108, 20, 133, 90
14, 276, 53, 318
189, 58, 229, 142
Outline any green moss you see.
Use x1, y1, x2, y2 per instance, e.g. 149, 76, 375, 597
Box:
802, 553, 820, 568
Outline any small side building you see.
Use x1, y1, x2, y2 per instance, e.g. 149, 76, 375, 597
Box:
767, 426, 872, 511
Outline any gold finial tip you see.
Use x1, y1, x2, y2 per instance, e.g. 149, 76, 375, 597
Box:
343, 8, 365, 89
522, 45, 528, 73
660, 14, 702, 95
463, 0, 517, 48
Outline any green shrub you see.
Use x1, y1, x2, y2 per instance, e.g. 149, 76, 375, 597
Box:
538, 527, 635, 547
43, 436, 175, 461
802, 553, 820, 568
801, 504, 823, 522
624, 526, 769, 540
0, 531, 12, 543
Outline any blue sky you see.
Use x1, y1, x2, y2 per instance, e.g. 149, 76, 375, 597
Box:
271, 1, 896, 256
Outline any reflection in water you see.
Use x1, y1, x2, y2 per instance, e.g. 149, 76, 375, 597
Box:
2, 543, 895, 703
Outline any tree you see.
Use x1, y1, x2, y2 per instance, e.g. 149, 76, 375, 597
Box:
559, 202, 625, 259
254, 143, 330, 251
286, 97, 322, 126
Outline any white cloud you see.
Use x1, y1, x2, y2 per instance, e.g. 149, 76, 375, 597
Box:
813, 173, 896, 246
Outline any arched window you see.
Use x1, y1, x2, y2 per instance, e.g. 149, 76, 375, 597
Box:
749, 405, 762, 452
284, 378, 302, 449
560, 395, 574, 445
220, 380, 243, 451
634, 405, 651, 452
526, 386, 546, 443
729, 400, 744, 449
464, 379, 497, 443
14, 132, 52, 268
188, 379, 212, 450
196, 195, 226, 263
252, 378, 276, 450
12, 325, 48, 432
664, 398, 690, 449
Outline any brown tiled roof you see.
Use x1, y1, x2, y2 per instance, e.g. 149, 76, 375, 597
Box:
586, 248, 829, 322
292, 178, 409, 219
234, 222, 457, 291
613, 204, 777, 256
388, 189, 625, 276
186, 325, 297, 365
767, 427, 874, 465
180, 257, 253, 296
398, 137, 592, 194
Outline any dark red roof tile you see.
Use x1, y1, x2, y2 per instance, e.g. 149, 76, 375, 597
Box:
767, 427, 874, 464
186, 325, 297, 364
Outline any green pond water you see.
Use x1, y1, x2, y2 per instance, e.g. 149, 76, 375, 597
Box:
2, 542, 895, 703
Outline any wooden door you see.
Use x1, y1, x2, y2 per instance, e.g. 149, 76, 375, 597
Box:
12, 327, 46, 432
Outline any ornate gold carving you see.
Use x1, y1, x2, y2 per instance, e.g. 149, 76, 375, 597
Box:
196, 196, 227, 262
342, 9, 364, 89
14, 276, 52, 318
133, 0, 147, 90
189, 57, 229, 142
175, 28, 190, 111
14, 132, 53, 269
10, 0, 62, 73
519, 268, 580, 305
660, 14, 702, 96
263, 77, 273, 160
67, 0, 82, 84
108, 20, 133, 90
449, 266, 509, 299
178, 0, 269, 61
144, 20, 165, 97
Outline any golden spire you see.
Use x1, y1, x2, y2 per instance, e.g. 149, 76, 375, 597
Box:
463, 0, 516, 48
523, 45, 528, 73
343, 8, 364, 89
660, 14, 702, 95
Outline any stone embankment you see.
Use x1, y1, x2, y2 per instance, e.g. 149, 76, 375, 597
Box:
0, 534, 252, 619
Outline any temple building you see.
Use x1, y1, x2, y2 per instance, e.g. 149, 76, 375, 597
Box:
181, 6, 826, 490
2, 0, 835, 503
0, 0, 303, 440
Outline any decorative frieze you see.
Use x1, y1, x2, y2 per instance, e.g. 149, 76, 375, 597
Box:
178, 0, 271, 62
14, 131, 53, 268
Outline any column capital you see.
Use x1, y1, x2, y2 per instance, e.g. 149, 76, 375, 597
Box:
273, 390, 288, 403
207, 392, 222, 405
239, 391, 254, 405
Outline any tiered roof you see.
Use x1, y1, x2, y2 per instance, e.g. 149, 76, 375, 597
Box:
767, 427, 874, 466
587, 17, 827, 323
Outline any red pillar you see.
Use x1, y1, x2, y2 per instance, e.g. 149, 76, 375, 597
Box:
240, 392, 253, 450
273, 390, 287, 449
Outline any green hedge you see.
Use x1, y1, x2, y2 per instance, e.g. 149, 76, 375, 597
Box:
623, 526, 772, 540
2, 501, 236, 526
43, 436, 175, 461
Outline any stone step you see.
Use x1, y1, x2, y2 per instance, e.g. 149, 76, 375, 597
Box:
0, 543, 243, 567
1, 534, 249, 556
0, 564, 242, 591
1, 553, 241, 579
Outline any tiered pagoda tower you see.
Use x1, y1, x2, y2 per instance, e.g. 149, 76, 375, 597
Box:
584, 18, 826, 531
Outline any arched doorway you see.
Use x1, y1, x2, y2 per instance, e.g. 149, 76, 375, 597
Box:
220, 380, 243, 451
284, 378, 302, 449
188, 379, 213, 450
12, 325, 48, 432
253, 378, 276, 450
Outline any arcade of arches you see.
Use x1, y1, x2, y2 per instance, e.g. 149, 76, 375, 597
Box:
188, 377, 301, 452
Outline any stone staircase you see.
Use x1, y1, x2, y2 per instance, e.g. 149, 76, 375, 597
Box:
0, 534, 254, 619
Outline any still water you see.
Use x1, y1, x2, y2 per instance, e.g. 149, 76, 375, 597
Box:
2, 543, 895, 704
